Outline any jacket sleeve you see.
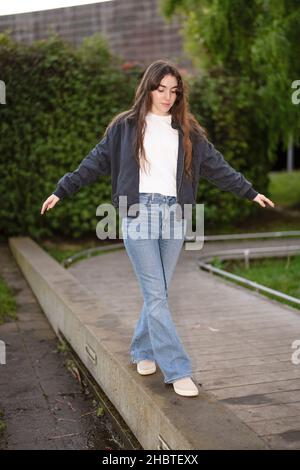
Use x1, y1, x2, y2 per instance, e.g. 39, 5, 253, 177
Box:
199, 139, 259, 201
53, 123, 117, 200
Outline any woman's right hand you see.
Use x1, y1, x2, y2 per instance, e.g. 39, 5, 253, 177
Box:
40, 194, 60, 215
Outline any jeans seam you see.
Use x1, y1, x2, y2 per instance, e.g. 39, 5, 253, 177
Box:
164, 373, 193, 384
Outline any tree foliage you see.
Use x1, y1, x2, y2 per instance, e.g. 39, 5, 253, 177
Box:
160, 0, 300, 154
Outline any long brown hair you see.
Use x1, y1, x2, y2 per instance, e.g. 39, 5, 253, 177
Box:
105, 59, 208, 182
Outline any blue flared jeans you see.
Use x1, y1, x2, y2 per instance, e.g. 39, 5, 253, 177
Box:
121, 192, 193, 384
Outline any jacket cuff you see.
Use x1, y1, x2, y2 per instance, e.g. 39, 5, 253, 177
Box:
244, 187, 259, 200
53, 186, 67, 200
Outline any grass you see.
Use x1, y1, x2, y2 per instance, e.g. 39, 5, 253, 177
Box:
40, 238, 123, 265
43, 246, 87, 264
56, 338, 71, 355
0, 276, 17, 324
269, 170, 300, 209
205, 207, 300, 236
215, 255, 300, 310
206, 169, 300, 236
0, 409, 6, 434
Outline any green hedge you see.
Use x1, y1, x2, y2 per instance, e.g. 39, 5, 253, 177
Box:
190, 68, 269, 229
0, 32, 140, 240
0, 32, 267, 241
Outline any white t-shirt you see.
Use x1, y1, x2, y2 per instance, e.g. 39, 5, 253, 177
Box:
139, 111, 179, 196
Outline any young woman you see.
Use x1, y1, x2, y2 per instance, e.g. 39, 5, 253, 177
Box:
41, 60, 274, 397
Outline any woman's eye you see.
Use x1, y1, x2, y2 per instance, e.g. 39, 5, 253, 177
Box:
158, 89, 177, 93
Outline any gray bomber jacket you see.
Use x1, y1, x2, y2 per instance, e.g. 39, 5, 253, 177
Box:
53, 114, 258, 218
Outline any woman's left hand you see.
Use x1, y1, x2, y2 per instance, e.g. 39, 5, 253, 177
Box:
253, 193, 275, 208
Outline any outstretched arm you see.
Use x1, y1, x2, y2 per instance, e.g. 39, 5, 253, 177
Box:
40, 121, 118, 215
200, 139, 275, 208
53, 126, 114, 200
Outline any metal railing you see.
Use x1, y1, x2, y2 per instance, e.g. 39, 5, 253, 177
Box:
198, 242, 300, 308
186, 229, 300, 242
62, 243, 124, 267
60, 230, 300, 308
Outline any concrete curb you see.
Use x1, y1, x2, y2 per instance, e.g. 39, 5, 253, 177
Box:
9, 237, 269, 450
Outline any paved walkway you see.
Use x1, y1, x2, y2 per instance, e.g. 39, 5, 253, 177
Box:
68, 237, 300, 450
0, 244, 129, 450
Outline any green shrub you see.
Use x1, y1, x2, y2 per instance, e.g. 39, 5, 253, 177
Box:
189, 69, 269, 229
0, 32, 270, 240
0, 32, 139, 241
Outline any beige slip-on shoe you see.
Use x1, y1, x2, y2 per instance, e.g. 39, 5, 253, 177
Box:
137, 360, 156, 375
173, 377, 199, 397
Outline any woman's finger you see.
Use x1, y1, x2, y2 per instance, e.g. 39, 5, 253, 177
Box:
41, 199, 51, 214
265, 200, 273, 207
41, 202, 47, 214
261, 195, 275, 207
265, 198, 275, 207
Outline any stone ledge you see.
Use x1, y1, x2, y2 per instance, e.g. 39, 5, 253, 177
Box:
9, 236, 269, 450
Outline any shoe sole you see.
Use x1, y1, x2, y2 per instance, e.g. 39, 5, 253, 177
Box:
174, 388, 199, 397
173, 385, 199, 397
137, 367, 156, 375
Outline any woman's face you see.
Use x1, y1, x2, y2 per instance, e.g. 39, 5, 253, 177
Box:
150, 74, 178, 116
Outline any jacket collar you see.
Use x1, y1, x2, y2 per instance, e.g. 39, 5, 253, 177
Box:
171, 117, 183, 134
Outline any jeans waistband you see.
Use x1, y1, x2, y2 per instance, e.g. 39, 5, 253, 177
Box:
139, 192, 177, 205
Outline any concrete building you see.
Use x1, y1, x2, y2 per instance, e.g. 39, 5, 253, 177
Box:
0, 0, 195, 73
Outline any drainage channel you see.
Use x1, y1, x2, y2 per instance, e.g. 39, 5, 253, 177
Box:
57, 331, 143, 450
